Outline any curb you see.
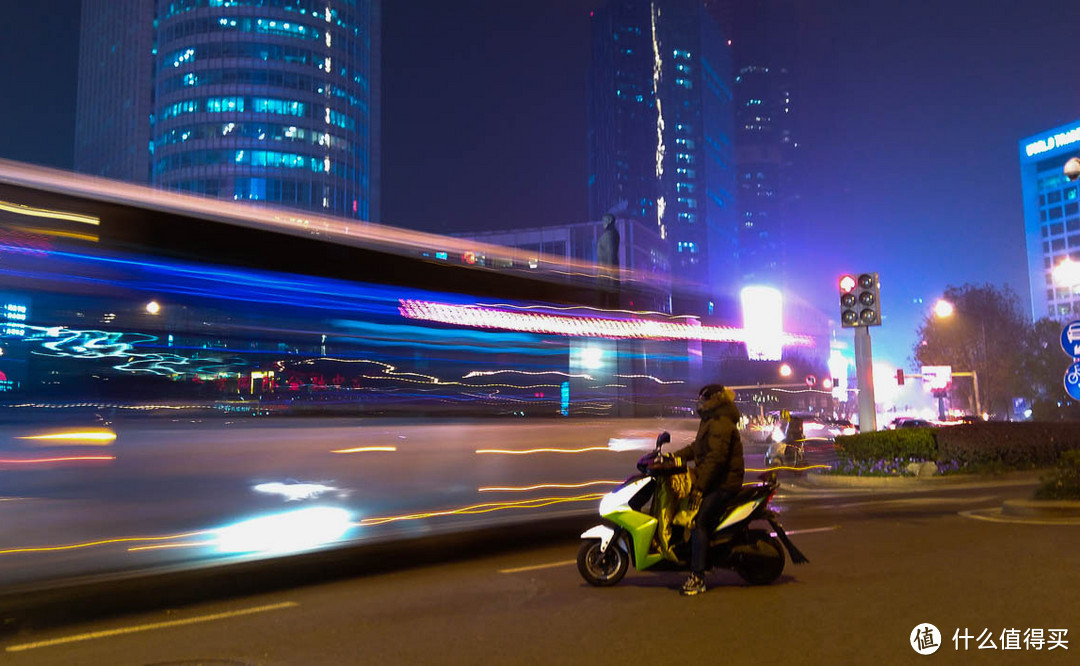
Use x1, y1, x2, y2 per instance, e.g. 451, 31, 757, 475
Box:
795, 470, 1042, 490
1001, 499, 1080, 518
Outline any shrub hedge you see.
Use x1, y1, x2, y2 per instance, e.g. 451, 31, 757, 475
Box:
1035, 449, 1080, 500
834, 428, 936, 462
834, 422, 1080, 471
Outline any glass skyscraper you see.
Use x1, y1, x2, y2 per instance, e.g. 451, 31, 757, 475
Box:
587, 0, 736, 314
1019, 119, 1080, 321
706, 0, 798, 289
75, 0, 380, 222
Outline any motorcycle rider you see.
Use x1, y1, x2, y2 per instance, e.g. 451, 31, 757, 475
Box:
671, 383, 745, 596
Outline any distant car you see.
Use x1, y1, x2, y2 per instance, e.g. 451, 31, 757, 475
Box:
896, 418, 934, 429
825, 418, 858, 438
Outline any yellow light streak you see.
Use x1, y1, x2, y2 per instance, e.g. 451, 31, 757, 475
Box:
127, 540, 216, 552
4, 601, 298, 652
331, 446, 397, 454
475, 446, 612, 455
0, 530, 211, 556
6, 225, 99, 242
0, 456, 115, 464
17, 429, 117, 444
0, 199, 100, 225
613, 374, 685, 385
357, 494, 605, 527
747, 465, 832, 473
479, 480, 621, 492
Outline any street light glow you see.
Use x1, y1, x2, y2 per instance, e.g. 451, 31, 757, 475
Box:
145, 300, 161, 315
933, 299, 954, 319
779, 363, 793, 378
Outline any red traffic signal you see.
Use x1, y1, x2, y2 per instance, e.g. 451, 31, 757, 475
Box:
839, 272, 882, 328
896, 368, 905, 386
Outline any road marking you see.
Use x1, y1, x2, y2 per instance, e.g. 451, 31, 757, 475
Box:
824, 495, 1001, 510
4, 601, 299, 652
959, 509, 1080, 526
771, 525, 839, 537
499, 559, 576, 574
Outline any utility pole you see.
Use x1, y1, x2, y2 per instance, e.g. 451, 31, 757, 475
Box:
854, 326, 877, 431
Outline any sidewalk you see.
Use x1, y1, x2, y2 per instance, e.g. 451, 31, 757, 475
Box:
789, 470, 1080, 519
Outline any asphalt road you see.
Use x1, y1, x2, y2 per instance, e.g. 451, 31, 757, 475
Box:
2, 478, 1075, 665
1, 418, 715, 587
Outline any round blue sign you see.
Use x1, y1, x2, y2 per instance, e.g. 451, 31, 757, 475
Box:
1065, 361, 1080, 401
1062, 319, 1080, 358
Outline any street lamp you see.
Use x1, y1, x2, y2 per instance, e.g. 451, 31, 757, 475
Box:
929, 298, 983, 417
933, 299, 954, 319
779, 363, 793, 378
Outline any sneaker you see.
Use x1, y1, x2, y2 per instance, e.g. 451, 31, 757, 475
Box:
680, 573, 706, 596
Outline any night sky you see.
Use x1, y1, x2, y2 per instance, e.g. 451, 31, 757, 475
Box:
1, 0, 1078, 370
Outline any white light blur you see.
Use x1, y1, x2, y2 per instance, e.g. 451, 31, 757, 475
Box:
828, 348, 850, 400
253, 481, 339, 502
606, 437, 654, 451
873, 361, 900, 406
933, 299, 954, 318
741, 286, 783, 361
1053, 257, 1080, 289
779, 363, 792, 378
215, 506, 353, 554
580, 346, 604, 370
145, 301, 161, 315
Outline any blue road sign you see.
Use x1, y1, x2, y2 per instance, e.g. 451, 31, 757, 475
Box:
1066, 361, 1080, 401
1062, 319, 1080, 358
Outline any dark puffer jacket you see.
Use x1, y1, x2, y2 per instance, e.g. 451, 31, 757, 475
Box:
673, 396, 745, 494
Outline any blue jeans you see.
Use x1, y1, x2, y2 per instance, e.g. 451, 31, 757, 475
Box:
691, 488, 737, 574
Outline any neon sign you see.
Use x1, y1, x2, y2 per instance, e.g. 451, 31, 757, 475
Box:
1025, 125, 1080, 157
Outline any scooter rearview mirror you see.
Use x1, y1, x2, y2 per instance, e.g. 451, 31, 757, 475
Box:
655, 431, 671, 449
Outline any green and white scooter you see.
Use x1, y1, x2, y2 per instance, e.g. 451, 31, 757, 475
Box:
577, 431, 808, 587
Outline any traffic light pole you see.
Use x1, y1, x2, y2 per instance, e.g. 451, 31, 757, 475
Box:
854, 325, 877, 431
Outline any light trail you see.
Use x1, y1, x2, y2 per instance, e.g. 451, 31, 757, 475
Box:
475, 446, 612, 455
0, 456, 115, 465
478, 481, 621, 492
747, 461, 829, 472
356, 494, 605, 527
0, 530, 211, 556
399, 299, 815, 346
127, 540, 216, 552
17, 430, 117, 444
331, 446, 397, 454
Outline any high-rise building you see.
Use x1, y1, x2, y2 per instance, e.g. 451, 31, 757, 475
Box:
706, 0, 798, 288
1019, 119, 1080, 321
75, 0, 380, 222
587, 0, 736, 315
74, 1, 156, 183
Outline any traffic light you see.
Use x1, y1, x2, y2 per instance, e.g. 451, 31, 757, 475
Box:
839, 272, 882, 327
896, 369, 905, 386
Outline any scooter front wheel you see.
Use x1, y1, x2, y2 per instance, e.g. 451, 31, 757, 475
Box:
577, 539, 629, 586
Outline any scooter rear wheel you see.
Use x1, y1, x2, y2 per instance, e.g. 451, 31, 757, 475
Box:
734, 529, 785, 585
577, 539, 629, 586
